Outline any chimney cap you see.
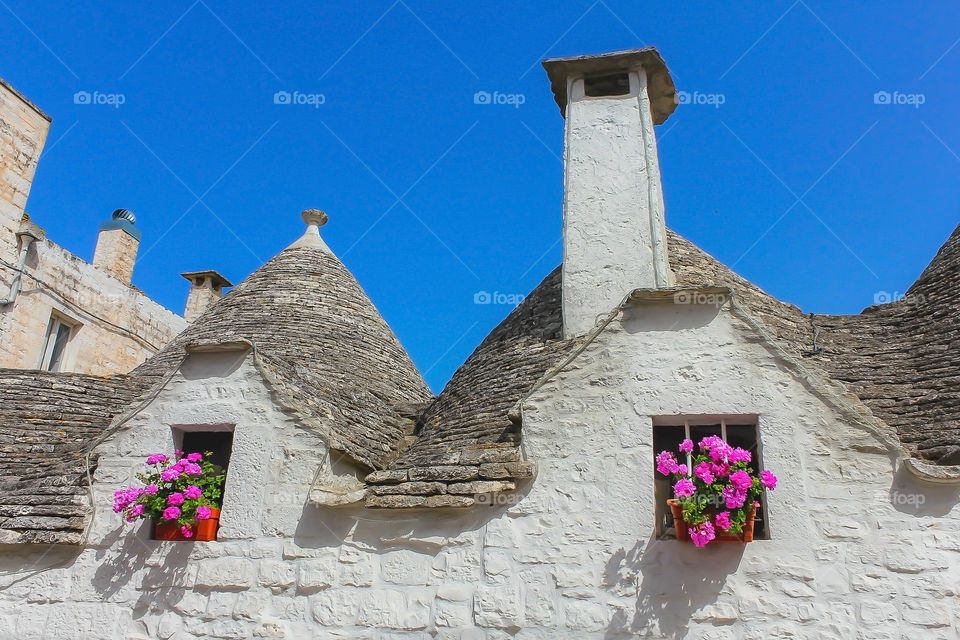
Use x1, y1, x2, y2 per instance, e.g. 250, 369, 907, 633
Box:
180, 270, 233, 289
112, 208, 137, 224
541, 47, 677, 124
302, 209, 328, 227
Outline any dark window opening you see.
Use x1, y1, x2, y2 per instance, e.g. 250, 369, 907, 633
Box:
583, 72, 630, 97
180, 430, 234, 473
653, 419, 769, 540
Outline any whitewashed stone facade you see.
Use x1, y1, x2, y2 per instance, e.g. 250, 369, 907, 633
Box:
1, 46, 958, 640
0, 295, 956, 638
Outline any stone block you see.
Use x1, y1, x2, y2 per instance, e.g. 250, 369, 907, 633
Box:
369, 482, 446, 496
356, 589, 429, 630
448, 481, 516, 495
859, 601, 898, 626
365, 469, 410, 484
380, 549, 432, 585
310, 590, 359, 627
195, 559, 256, 591
297, 557, 338, 594
258, 560, 296, 593
407, 466, 480, 482
424, 495, 475, 508
474, 584, 523, 630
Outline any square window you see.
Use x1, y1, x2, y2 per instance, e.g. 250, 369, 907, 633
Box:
40, 314, 79, 372
173, 425, 235, 474
583, 72, 630, 97
653, 417, 769, 540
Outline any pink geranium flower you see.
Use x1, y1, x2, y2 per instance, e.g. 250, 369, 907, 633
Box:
689, 521, 716, 547
195, 506, 212, 520
160, 468, 181, 482
656, 451, 679, 476
715, 510, 731, 530
146, 454, 168, 465
144, 484, 158, 495
694, 462, 714, 485
184, 463, 202, 476
728, 447, 752, 464
678, 439, 693, 454
167, 493, 185, 506
184, 485, 202, 499
180, 526, 194, 538
730, 470, 752, 491
186, 452, 203, 462
673, 478, 696, 498
760, 470, 778, 490
162, 507, 181, 521
722, 486, 746, 509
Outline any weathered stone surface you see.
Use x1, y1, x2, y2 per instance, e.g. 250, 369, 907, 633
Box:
406, 466, 480, 482
447, 481, 516, 495
364, 470, 409, 484
368, 482, 446, 496
424, 495, 475, 508
365, 495, 427, 509
297, 557, 337, 594
479, 461, 537, 479
195, 559, 256, 591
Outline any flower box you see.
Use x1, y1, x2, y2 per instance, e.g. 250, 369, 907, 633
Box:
668, 499, 756, 543
114, 450, 226, 541
657, 435, 776, 547
153, 508, 221, 541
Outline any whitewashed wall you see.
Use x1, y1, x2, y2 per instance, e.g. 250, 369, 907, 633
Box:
0, 302, 957, 639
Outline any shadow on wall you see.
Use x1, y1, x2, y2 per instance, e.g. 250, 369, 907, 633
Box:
622, 302, 721, 334
605, 535, 745, 639
292, 481, 538, 552
92, 525, 193, 620
889, 465, 960, 517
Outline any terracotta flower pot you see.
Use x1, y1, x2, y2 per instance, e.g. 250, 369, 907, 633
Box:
667, 499, 756, 543
152, 508, 221, 541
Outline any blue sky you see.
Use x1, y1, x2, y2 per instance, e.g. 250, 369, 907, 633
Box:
2, 1, 958, 392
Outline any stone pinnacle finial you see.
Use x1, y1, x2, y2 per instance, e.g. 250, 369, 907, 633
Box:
302, 209, 328, 227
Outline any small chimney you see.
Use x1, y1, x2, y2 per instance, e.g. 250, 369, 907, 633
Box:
542, 48, 678, 338
92, 209, 141, 284
181, 270, 232, 321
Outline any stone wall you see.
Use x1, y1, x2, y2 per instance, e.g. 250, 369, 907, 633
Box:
0, 302, 956, 638
0, 77, 185, 375
0, 235, 187, 373
0, 77, 49, 263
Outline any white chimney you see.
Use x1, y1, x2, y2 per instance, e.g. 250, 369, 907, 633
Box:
181, 270, 232, 321
542, 48, 678, 338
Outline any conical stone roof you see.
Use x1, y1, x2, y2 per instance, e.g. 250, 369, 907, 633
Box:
134, 213, 432, 470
